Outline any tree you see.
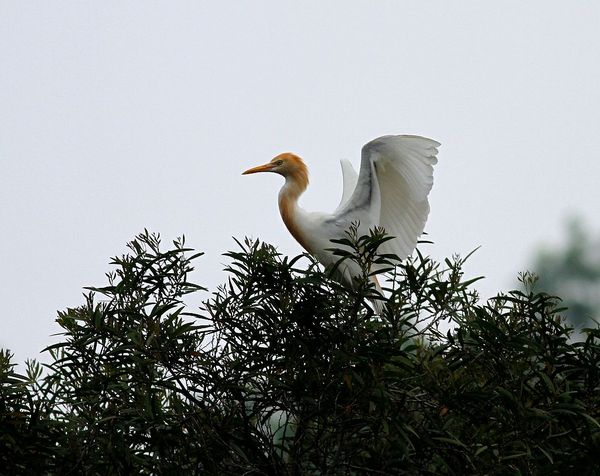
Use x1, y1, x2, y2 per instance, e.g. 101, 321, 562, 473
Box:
527, 217, 600, 328
1, 229, 600, 474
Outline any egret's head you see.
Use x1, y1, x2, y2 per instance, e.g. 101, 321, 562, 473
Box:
243, 153, 308, 184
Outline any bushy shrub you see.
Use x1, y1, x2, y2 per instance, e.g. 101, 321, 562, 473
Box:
1, 230, 599, 475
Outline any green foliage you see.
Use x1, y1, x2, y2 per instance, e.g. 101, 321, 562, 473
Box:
2, 229, 600, 474
528, 217, 600, 328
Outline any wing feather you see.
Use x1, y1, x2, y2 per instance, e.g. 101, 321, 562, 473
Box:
332, 135, 439, 263
335, 159, 359, 212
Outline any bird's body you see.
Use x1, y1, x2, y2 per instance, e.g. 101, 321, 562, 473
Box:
243, 135, 440, 285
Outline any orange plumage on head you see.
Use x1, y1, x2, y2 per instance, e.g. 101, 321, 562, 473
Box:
271, 152, 309, 191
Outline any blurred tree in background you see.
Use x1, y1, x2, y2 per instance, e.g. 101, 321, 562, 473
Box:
528, 217, 600, 329
2, 230, 600, 475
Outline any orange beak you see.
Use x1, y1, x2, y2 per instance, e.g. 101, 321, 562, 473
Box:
242, 162, 276, 175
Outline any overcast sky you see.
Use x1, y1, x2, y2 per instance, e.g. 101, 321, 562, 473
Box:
1, 1, 599, 364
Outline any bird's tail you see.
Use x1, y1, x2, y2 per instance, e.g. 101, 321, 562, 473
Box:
369, 275, 386, 315
370, 296, 386, 315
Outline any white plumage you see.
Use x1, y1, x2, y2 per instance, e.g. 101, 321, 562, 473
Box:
243, 135, 440, 286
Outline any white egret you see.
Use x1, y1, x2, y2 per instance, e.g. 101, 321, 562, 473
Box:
243, 135, 440, 290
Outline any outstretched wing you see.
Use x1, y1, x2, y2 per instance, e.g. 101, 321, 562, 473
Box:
335, 159, 359, 212
334, 135, 440, 261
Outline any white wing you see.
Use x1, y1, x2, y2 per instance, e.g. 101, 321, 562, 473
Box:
335, 159, 359, 212
333, 135, 440, 261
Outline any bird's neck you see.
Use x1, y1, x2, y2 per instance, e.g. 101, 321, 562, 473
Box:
278, 174, 310, 252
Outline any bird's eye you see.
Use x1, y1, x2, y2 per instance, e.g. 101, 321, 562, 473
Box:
275, 160, 284, 166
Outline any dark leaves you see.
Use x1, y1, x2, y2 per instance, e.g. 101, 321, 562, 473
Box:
1, 229, 599, 475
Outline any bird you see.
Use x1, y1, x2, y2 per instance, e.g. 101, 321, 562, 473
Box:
242, 135, 440, 297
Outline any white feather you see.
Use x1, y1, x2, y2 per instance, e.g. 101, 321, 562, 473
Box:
296, 135, 439, 281
336, 159, 359, 212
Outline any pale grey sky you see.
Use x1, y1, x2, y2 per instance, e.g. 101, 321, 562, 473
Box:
1, 1, 599, 364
